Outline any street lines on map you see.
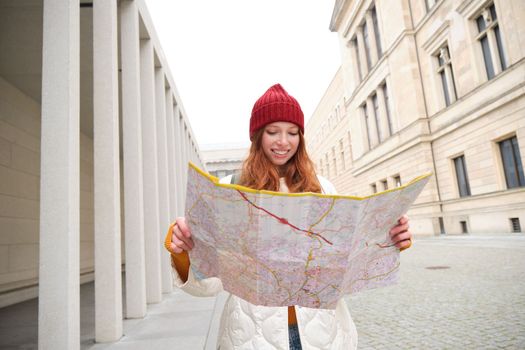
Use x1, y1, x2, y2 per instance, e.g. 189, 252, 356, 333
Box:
346, 254, 400, 292
375, 242, 397, 248
236, 190, 333, 245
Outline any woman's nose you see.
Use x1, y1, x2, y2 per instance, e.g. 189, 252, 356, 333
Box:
277, 133, 289, 145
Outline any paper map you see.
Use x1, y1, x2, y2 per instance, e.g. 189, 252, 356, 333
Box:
185, 162, 431, 309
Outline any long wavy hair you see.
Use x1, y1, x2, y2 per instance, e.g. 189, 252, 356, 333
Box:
239, 128, 322, 193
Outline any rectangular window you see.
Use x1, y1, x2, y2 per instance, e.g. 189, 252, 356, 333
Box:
394, 175, 402, 187
362, 22, 372, 69
478, 19, 495, 79
332, 147, 337, 176
460, 220, 468, 234
436, 46, 457, 107
382, 84, 393, 135
381, 179, 388, 190
339, 139, 346, 171
499, 136, 525, 188
439, 217, 446, 234
510, 218, 521, 233
371, 183, 377, 194
371, 7, 382, 57
475, 4, 507, 80
363, 104, 372, 150
454, 155, 471, 197
325, 153, 330, 178
372, 93, 382, 142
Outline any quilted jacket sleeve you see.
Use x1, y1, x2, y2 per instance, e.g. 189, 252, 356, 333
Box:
165, 223, 224, 297
171, 258, 224, 297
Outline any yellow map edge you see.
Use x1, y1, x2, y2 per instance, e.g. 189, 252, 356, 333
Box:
188, 161, 432, 200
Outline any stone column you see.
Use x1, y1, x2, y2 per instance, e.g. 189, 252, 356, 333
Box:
376, 86, 392, 140
154, 68, 173, 293
349, 39, 362, 82
366, 96, 380, 147
140, 38, 162, 304
173, 104, 185, 216
179, 117, 188, 211
165, 92, 178, 220
93, 0, 122, 342
356, 26, 369, 75
120, 0, 146, 318
365, 10, 379, 65
38, 0, 80, 349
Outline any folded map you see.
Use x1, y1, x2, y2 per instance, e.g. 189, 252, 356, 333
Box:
185, 162, 431, 309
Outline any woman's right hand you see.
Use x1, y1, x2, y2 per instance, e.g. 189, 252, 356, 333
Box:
170, 217, 194, 253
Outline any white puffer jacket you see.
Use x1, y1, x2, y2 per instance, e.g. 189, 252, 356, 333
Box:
172, 175, 358, 349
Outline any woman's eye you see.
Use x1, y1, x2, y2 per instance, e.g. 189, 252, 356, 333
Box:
266, 131, 277, 135
289, 132, 298, 136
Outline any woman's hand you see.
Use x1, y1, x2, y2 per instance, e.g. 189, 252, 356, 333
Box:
170, 217, 194, 253
389, 214, 412, 251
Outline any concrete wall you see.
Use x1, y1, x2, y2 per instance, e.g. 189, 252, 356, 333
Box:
0, 76, 100, 307
0, 77, 41, 304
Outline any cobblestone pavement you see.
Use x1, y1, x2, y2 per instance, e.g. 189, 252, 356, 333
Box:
345, 235, 525, 350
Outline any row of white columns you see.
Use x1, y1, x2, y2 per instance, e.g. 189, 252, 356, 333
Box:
38, 0, 204, 349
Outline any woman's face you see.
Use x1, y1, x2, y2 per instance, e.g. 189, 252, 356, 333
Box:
261, 121, 300, 169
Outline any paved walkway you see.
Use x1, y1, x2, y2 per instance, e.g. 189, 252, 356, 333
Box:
1, 235, 524, 349
345, 235, 525, 349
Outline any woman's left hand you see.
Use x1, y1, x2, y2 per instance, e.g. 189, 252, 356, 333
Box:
389, 214, 412, 251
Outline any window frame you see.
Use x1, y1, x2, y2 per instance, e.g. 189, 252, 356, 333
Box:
381, 82, 394, 135
474, 3, 507, 80
458, 1, 509, 84
393, 175, 402, 187
332, 147, 338, 177
362, 103, 372, 151
339, 139, 346, 171
371, 6, 382, 58
371, 93, 382, 142
498, 136, 525, 189
435, 45, 457, 107
453, 154, 472, 197
362, 21, 372, 70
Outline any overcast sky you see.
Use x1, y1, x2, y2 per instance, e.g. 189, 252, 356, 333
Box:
144, 0, 341, 149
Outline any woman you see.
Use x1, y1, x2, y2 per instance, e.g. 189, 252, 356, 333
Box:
165, 84, 412, 349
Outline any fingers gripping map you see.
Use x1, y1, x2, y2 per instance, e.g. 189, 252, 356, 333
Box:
185, 163, 431, 309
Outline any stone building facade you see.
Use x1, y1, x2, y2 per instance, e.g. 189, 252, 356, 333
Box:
306, 0, 525, 236
202, 144, 249, 179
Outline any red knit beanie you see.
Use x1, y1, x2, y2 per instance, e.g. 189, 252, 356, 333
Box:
249, 83, 304, 140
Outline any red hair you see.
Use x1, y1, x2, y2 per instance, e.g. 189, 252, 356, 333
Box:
239, 129, 321, 193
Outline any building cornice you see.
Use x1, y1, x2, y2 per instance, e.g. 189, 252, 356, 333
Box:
330, 0, 351, 32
